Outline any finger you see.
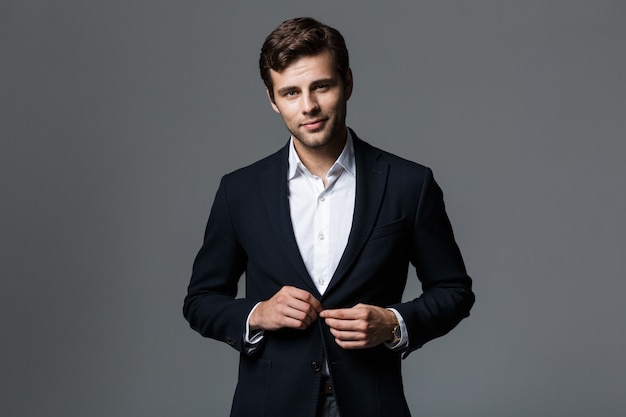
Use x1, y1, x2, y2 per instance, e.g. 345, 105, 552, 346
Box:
324, 317, 357, 331
286, 296, 321, 320
320, 308, 359, 320
284, 287, 324, 313
329, 328, 373, 349
284, 303, 318, 326
277, 286, 323, 315
272, 288, 316, 316
335, 339, 371, 349
269, 304, 313, 330
329, 327, 367, 341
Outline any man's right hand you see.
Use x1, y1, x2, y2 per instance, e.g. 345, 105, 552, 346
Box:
249, 286, 323, 331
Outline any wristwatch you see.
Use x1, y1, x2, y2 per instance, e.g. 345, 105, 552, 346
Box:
386, 312, 401, 345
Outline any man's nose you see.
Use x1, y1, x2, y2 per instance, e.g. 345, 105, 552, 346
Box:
301, 92, 319, 114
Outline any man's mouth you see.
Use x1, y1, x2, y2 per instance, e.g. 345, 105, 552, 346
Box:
301, 118, 326, 130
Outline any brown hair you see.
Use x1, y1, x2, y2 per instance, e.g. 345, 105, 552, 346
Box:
259, 17, 350, 101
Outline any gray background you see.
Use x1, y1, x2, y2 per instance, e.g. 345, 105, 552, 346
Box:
2, 1, 625, 416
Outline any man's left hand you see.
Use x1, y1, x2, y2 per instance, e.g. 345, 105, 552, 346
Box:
320, 304, 396, 349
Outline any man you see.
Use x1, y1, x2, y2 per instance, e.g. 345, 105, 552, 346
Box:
184, 17, 474, 417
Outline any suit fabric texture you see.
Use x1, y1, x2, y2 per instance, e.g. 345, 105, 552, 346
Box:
184, 131, 475, 417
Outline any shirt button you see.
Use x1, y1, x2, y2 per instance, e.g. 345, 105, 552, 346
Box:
319, 233, 325, 240
318, 279, 325, 285
320, 196, 325, 202
311, 362, 321, 372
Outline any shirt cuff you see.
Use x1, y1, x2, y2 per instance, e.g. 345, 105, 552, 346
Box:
244, 302, 265, 353
383, 308, 409, 351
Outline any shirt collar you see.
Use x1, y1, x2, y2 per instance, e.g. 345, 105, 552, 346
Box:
288, 129, 356, 180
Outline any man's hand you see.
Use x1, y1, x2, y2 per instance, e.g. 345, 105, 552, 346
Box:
320, 304, 396, 349
249, 286, 323, 331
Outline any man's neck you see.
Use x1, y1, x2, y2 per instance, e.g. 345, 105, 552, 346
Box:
293, 129, 347, 181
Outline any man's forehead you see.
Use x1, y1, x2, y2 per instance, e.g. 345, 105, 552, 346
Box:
269, 51, 338, 84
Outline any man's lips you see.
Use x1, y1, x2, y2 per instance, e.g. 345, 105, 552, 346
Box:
301, 118, 326, 130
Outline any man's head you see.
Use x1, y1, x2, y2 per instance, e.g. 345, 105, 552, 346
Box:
259, 17, 350, 102
258, 18, 353, 156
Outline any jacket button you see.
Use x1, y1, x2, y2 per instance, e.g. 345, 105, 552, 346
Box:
311, 361, 321, 372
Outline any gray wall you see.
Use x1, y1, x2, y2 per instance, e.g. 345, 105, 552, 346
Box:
2, 1, 625, 416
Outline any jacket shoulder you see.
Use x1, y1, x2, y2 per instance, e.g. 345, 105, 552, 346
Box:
221, 144, 287, 187
353, 134, 432, 179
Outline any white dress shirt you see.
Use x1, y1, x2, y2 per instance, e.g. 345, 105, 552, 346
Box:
245, 131, 407, 350
288, 132, 356, 294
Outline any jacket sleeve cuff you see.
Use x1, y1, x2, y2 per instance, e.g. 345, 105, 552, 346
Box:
244, 302, 265, 354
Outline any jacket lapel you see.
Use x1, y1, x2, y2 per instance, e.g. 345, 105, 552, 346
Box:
258, 144, 320, 295
326, 134, 389, 294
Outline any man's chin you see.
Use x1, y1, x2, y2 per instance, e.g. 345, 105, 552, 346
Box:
293, 133, 329, 149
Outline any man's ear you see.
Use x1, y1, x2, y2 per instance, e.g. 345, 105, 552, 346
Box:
266, 88, 280, 113
344, 68, 354, 101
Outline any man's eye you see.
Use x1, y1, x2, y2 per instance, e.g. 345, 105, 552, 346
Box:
315, 84, 329, 90
286, 90, 297, 96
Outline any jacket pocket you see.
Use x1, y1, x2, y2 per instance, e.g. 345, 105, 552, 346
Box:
369, 218, 407, 241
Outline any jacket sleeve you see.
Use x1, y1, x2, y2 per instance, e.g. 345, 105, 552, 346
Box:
390, 168, 475, 356
183, 176, 257, 353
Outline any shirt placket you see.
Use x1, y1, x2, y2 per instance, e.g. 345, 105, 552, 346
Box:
314, 187, 330, 293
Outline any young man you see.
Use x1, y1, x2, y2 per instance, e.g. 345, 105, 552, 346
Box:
184, 17, 474, 417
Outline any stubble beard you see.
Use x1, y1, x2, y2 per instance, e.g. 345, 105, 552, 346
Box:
290, 113, 347, 153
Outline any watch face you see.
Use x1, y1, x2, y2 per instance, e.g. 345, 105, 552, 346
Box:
391, 325, 401, 343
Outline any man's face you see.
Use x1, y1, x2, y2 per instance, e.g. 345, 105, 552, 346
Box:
268, 49, 353, 152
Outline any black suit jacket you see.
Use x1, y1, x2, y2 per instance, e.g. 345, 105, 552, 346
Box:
184, 131, 474, 417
